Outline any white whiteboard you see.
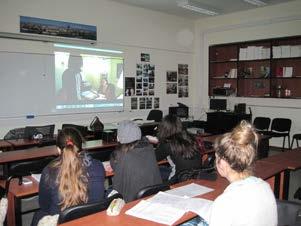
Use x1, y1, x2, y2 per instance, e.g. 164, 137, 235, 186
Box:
0, 51, 55, 118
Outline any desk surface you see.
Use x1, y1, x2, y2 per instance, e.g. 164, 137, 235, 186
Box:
1, 150, 295, 226
59, 178, 228, 226
0, 140, 13, 149
260, 148, 301, 170
0, 140, 117, 164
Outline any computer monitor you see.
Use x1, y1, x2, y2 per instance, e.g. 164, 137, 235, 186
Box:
209, 99, 227, 111
24, 124, 55, 140
169, 106, 189, 119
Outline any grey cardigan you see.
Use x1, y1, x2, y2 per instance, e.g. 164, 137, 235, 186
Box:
110, 138, 162, 202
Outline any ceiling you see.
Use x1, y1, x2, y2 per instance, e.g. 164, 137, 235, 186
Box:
110, 0, 295, 19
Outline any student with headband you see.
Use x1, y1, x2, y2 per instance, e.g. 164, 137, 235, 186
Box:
31, 127, 105, 226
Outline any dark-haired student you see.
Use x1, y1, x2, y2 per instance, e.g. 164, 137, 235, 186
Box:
110, 120, 162, 202
148, 114, 201, 182
31, 127, 105, 226
209, 120, 277, 226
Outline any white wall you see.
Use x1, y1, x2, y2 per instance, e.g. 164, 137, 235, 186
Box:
194, 0, 301, 147
0, 0, 195, 137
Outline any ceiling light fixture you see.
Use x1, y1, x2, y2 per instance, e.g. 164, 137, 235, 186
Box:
243, 0, 267, 6
177, 0, 218, 16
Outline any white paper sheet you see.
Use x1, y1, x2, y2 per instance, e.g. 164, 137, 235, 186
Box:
31, 173, 41, 182
165, 183, 214, 198
126, 200, 185, 225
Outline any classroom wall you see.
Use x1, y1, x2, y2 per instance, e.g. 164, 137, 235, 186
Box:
0, 0, 195, 137
193, 0, 301, 147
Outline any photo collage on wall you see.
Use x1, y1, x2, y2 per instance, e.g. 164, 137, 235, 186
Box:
166, 71, 177, 94
178, 64, 189, 98
131, 53, 160, 110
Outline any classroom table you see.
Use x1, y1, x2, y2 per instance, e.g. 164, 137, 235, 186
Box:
0, 140, 13, 151
60, 157, 287, 226
0, 139, 118, 165
260, 148, 301, 199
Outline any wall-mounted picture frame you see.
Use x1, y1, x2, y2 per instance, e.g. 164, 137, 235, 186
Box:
20, 16, 97, 41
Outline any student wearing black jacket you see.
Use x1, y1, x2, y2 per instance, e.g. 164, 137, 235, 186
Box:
150, 114, 201, 181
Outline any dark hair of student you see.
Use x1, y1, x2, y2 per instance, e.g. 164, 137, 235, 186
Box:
157, 114, 198, 159
214, 120, 258, 175
118, 140, 139, 153
53, 127, 88, 210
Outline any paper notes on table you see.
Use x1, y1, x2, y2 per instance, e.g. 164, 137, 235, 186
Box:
126, 183, 213, 225
165, 183, 213, 198
31, 174, 41, 182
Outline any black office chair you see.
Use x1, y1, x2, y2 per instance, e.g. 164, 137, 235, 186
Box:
146, 110, 163, 122
5, 156, 55, 225
175, 167, 217, 184
263, 118, 292, 151
3, 127, 26, 140
291, 133, 301, 149
135, 183, 170, 200
253, 117, 271, 134
58, 193, 123, 224
277, 199, 301, 226
62, 124, 88, 138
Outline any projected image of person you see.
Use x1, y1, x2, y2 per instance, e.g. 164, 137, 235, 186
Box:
59, 56, 90, 102
98, 75, 116, 100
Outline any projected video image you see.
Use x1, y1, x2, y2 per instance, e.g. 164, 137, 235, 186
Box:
55, 51, 124, 112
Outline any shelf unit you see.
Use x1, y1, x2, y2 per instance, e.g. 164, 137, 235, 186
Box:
209, 36, 301, 98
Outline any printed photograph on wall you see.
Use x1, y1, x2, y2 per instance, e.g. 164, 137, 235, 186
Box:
166, 71, 177, 82
178, 86, 188, 97
139, 97, 146, 109
154, 97, 160, 109
146, 97, 152, 109
20, 16, 97, 41
125, 77, 135, 96
166, 83, 177, 94
136, 89, 142, 96
178, 64, 188, 75
141, 53, 150, 62
131, 97, 138, 110
178, 64, 189, 98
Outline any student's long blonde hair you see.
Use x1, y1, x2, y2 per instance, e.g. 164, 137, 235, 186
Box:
53, 127, 88, 210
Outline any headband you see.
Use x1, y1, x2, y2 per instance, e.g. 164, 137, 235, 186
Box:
66, 138, 74, 147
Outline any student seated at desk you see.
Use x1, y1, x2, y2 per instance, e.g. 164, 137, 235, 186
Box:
31, 127, 105, 226
110, 120, 162, 202
148, 114, 201, 182
209, 120, 277, 226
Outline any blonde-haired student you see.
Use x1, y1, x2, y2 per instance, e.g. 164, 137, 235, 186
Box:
209, 120, 277, 226
31, 127, 105, 226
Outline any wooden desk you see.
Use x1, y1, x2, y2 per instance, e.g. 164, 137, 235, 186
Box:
59, 158, 287, 226
260, 148, 301, 199
6, 139, 41, 149
0, 140, 117, 165
60, 158, 287, 226
0, 140, 13, 151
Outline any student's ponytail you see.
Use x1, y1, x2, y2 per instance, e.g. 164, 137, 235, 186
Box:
55, 128, 88, 210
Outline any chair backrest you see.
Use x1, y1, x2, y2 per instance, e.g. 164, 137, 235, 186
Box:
58, 193, 122, 224
5, 156, 55, 184
62, 124, 88, 137
135, 183, 170, 200
253, 117, 271, 131
3, 127, 26, 140
146, 110, 163, 122
277, 199, 301, 226
175, 167, 217, 184
271, 118, 292, 133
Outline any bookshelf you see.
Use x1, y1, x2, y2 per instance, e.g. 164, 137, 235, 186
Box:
209, 36, 301, 98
